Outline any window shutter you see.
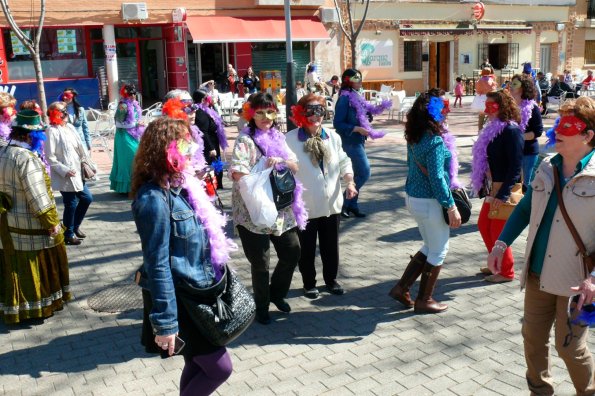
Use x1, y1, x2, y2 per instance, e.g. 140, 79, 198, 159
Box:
478, 43, 489, 68
507, 43, 519, 69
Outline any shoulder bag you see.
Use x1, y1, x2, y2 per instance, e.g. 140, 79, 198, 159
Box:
486, 181, 524, 220
553, 166, 595, 278
410, 145, 472, 225
166, 190, 255, 346
253, 138, 296, 210
81, 159, 96, 181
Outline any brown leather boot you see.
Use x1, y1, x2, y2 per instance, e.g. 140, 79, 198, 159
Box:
388, 251, 426, 308
414, 262, 448, 314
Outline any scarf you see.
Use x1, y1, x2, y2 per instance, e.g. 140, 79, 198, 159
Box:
244, 126, 308, 230
471, 119, 516, 193
301, 128, 329, 166
440, 123, 462, 189
519, 99, 535, 132
340, 89, 391, 139
182, 172, 237, 281
198, 103, 228, 150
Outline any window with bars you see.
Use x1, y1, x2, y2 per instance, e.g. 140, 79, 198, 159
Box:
589, 0, 595, 19
404, 41, 422, 72
477, 43, 519, 69
585, 41, 595, 65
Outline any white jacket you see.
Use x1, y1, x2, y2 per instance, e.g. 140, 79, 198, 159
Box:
46, 123, 87, 192
285, 127, 353, 219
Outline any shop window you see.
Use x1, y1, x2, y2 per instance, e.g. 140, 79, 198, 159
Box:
404, 41, 422, 72
3, 28, 87, 80
585, 41, 595, 65
477, 43, 519, 69
89, 28, 103, 40
115, 27, 161, 39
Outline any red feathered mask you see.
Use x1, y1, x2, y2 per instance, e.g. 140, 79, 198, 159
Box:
289, 104, 311, 128
49, 108, 66, 126
162, 98, 188, 121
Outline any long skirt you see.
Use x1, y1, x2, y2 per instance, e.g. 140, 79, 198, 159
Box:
0, 244, 71, 324
110, 129, 139, 193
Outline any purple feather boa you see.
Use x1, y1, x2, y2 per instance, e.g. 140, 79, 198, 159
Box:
341, 89, 391, 140
123, 98, 142, 125
440, 124, 462, 189
182, 171, 237, 280
246, 126, 309, 230
519, 99, 535, 132
198, 103, 228, 150
0, 121, 10, 141
189, 125, 206, 170
471, 119, 515, 193
127, 125, 145, 140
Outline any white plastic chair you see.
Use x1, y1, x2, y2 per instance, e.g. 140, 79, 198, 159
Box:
87, 108, 115, 159
398, 97, 416, 122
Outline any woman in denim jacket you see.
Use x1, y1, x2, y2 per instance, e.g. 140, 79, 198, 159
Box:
61, 88, 91, 151
131, 117, 233, 396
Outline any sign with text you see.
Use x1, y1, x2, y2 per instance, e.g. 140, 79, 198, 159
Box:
57, 30, 77, 54
359, 39, 393, 69
10, 31, 30, 56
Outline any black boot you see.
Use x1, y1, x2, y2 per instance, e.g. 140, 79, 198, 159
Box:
388, 252, 426, 308
251, 270, 271, 324
414, 262, 448, 314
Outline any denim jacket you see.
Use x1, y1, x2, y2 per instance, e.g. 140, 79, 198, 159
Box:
333, 92, 366, 146
67, 105, 91, 150
132, 182, 215, 336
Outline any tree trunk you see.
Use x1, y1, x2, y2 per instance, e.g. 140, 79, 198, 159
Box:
32, 54, 47, 120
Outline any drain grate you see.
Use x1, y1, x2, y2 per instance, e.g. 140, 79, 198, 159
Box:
87, 283, 143, 313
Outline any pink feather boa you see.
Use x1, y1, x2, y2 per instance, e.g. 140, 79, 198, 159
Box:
198, 103, 228, 150
189, 125, 206, 170
340, 89, 391, 139
243, 126, 308, 230
471, 119, 517, 193
519, 99, 535, 132
182, 172, 237, 280
0, 121, 10, 141
440, 124, 462, 189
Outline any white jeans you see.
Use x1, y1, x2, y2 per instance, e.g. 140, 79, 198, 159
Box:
405, 195, 450, 266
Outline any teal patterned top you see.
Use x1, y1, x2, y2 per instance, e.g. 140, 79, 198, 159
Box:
406, 132, 455, 208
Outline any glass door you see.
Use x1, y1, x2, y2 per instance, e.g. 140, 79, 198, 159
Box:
116, 41, 139, 94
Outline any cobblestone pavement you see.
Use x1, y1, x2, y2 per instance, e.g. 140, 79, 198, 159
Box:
0, 101, 586, 395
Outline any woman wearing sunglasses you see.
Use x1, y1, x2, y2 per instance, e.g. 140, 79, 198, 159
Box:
333, 68, 391, 219
230, 92, 307, 324
285, 93, 357, 298
110, 84, 144, 194
487, 97, 595, 395
45, 101, 94, 245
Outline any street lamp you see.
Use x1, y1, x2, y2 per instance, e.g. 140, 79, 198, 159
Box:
284, 0, 296, 131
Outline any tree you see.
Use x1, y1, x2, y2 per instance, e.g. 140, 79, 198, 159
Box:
333, 0, 371, 68
0, 0, 48, 120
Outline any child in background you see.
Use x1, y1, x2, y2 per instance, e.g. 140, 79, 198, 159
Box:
454, 77, 464, 108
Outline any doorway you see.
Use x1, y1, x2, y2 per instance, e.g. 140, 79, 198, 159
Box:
429, 42, 451, 91
540, 44, 552, 75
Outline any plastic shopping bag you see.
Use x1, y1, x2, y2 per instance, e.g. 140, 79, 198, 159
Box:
238, 158, 278, 227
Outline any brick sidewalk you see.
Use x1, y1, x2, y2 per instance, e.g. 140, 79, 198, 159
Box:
0, 98, 579, 396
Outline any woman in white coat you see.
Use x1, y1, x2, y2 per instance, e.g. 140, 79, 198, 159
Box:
285, 93, 357, 298
45, 101, 94, 245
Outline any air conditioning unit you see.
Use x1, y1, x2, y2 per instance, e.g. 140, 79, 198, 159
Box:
122, 3, 148, 21
319, 8, 338, 24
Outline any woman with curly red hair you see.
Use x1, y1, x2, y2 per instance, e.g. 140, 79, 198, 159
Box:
110, 84, 144, 194
285, 93, 356, 298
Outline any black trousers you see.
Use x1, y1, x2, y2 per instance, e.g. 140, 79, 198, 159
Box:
237, 226, 300, 314
297, 214, 340, 290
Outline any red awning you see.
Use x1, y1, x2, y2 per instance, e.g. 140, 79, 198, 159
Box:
186, 16, 330, 43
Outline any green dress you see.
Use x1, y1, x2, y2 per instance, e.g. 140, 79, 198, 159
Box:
0, 148, 71, 324
109, 101, 142, 193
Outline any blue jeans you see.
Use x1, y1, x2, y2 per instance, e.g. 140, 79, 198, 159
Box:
342, 143, 370, 210
60, 184, 93, 238
406, 195, 450, 266
523, 154, 539, 187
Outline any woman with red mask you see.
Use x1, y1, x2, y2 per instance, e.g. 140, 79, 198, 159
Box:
110, 84, 144, 194
45, 101, 94, 245
470, 90, 524, 283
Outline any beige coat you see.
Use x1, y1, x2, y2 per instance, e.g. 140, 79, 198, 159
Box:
520, 154, 595, 297
46, 123, 88, 192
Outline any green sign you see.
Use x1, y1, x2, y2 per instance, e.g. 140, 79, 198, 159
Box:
10, 31, 30, 56
57, 29, 77, 54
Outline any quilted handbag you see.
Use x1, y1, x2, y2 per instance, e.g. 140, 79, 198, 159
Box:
176, 265, 255, 347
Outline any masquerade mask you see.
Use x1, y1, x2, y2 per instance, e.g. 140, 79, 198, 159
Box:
49, 108, 67, 125
484, 101, 500, 115
426, 96, 445, 123
253, 109, 277, 121
61, 91, 74, 101
441, 98, 450, 115
510, 80, 522, 90
305, 104, 325, 117
182, 103, 198, 114
556, 115, 587, 137
349, 75, 362, 83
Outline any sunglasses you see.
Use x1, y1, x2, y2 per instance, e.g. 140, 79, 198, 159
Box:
182, 102, 198, 114
305, 104, 325, 117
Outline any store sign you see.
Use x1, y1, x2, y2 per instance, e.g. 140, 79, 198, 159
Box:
104, 44, 117, 62
172, 7, 187, 23
57, 30, 77, 54
359, 39, 393, 68
10, 31, 30, 56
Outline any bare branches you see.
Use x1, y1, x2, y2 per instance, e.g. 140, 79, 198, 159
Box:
332, 0, 371, 67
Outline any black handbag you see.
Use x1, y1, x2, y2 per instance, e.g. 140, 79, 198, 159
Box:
176, 265, 256, 347
269, 168, 296, 210
252, 138, 296, 210
410, 145, 472, 226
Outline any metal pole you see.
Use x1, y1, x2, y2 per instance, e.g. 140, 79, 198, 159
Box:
284, 0, 296, 131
